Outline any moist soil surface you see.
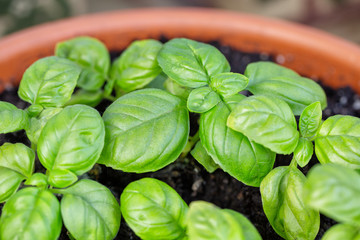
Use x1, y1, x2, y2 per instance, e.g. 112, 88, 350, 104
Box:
1, 40, 359, 239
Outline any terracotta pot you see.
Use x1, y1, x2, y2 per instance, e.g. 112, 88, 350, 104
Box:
0, 8, 359, 94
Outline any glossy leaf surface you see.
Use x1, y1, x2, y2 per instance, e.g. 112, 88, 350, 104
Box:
322, 224, 360, 240
48, 168, 77, 189
299, 101, 322, 140
190, 141, 218, 173
58, 179, 121, 240
24, 173, 48, 188
111, 39, 162, 92
37, 105, 105, 177
100, 89, 189, 172
0, 101, 29, 134
164, 77, 192, 99
293, 137, 313, 167
315, 115, 360, 169
0, 188, 62, 240
210, 72, 248, 98
227, 94, 299, 154
56, 37, 110, 91
304, 164, 360, 225
0, 167, 24, 203
121, 178, 188, 240
18, 56, 81, 107
158, 38, 230, 88
187, 87, 220, 113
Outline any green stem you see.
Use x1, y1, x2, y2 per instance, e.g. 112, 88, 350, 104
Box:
290, 157, 298, 169
181, 130, 200, 158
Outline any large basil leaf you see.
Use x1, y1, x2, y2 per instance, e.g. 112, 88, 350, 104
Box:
56, 37, 110, 91
260, 166, 320, 240
37, 105, 105, 182
245, 61, 326, 115
111, 39, 163, 92
99, 88, 189, 172
0, 188, 62, 240
121, 178, 188, 240
56, 179, 121, 240
186, 201, 244, 240
322, 224, 360, 240
158, 38, 230, 88
299, 101, 322, 140
0, 167, 24, 203
200, 100, 275, 187
304, 164, 360, 226
187, 87, 221, 113
227, 94, 299, 154
315, 115, 360, 169
0, 101, 29, 134
210, 72, 249, 98
18, 56, 81, 107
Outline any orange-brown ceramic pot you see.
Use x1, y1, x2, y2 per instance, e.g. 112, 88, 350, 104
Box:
0, 8, 359, 93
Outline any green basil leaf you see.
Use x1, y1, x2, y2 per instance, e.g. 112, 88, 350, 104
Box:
26, 107, 62, 145
245, 62, 326, 115
315, 115, 360, 169
260, 166, 320, 240
37, 105, 105, 176
0, 143, 35, 178
145, 72, 167, 90
186, 201, 244, 240
121, 178, 188, 240
190, 141, 218, 173
210, 72, 249, 98
26, 104, 43, 117
227, 95, 299, 154
57, 179, 121, 240
55, 36, 110, 91
222, 209, 262, 240
48, 168, 78, 189
293, 137, 313, 167
322, 224, 360, 240
164, 77, 192, 99
158, 38, 230, 88
187, 87, 221, 113
18, 56, 81, 107
64, 89, 103, 107
0, 188, 62, 240
111, 39, 162, 92
0, 101, 29, 134
99, 89, 189, 172
24, 173, 48, 188
304, 164, 360, 226
200, 100, 275, 187
0, 167, 24, 203
223, 94, 246, 110
299, 101, 322, 140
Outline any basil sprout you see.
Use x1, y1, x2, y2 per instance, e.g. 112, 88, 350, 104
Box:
121, 178, 188, 240
190, 141, 218, 173
299, 101, 322, 140
158, 38, 230, 88
24, 173, 48, 188
322, 224, 360, 240
0, 101, 29, 134
55, 36, 110, 91
0, 188, 62, 240
100, 88, 189, 172
187, 87, 221, 113
48, 168, 77, 188
315, 115, 360, 169
304, 164, 360, 226
293, 137, 313, 167
18, 56, 81, 107
210, 72, 249, 98
227, 94, 299, 154
111, 39, 163, 92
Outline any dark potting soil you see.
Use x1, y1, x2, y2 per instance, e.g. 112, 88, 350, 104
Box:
1, 41, 357, 240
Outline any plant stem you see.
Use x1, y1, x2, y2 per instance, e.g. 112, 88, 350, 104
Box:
181, 130, 200, 158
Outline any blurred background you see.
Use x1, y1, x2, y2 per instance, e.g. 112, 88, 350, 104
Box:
0, 0, 359, 44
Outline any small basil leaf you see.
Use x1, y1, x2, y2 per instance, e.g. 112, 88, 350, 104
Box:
260, 166, 320, 240
24, 173, 48, 187
26, 107, 62, 145
0, 167, 24, 203
304, 164, 360, 226
0, 143, 35, 178
322, 224, 360, 240
26, 104, 43, 117
55, 36, 110, 91
111, 39, 162, 92
201, 100, 275, 187
64, 89, 103, 107
187, 87, 221, 113
0, 188, 62, 240
210, 72, 249, 98
222, 209, 262, 240
0, 101, 29, 134
299, 101, 322, 139
57, 179, 121, 240
190, 141, 218, 173
315, 115, 360, 169
48, 169, 78, 189
227, 94, 299, 154
186, 201, 244, 240
158, 38, 230, 88
37, 105, 105, 176
164, 77, 192, 99
18, 56, 81, 107
121, 178, 188, 240
294, 137, 313, 167
100, 89, 189, 172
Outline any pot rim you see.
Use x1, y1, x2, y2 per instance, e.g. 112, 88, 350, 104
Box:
0, 7, 359, 92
